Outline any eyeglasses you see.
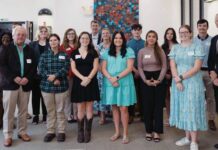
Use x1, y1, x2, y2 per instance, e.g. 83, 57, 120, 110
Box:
67, 33, 75, 35
179, 31, 189, 34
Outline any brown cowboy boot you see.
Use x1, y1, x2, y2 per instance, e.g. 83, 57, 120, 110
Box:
84, 117, 93, 143
77, 118, 85, 143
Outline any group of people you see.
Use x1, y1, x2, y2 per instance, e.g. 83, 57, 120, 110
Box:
0, 14, 218, 150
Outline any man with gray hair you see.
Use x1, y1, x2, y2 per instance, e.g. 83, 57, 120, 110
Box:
0, 26, 36, 147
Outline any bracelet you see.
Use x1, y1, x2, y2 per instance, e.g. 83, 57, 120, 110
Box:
179, 75, 184, 81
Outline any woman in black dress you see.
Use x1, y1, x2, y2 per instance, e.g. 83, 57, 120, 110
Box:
71, 31, 100, 143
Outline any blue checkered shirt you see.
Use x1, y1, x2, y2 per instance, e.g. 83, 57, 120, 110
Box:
39, 50, 70, 93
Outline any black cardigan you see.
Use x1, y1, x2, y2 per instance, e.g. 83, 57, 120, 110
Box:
29, 40, 50, 65
0, 43, 36, 91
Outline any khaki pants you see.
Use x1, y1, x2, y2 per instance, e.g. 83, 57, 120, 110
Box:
64, 79, 73, 119
3, 86, 30, 138
202, 71, 216, 120
42, 91, 68, 134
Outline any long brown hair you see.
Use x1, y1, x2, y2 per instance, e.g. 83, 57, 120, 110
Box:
78, 31, 96, 55
62, 28, 78, 49
145, 30, 163, 66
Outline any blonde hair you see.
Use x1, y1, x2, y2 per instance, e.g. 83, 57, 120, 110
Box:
101, 28, 112, 43
35, 26, 49, 41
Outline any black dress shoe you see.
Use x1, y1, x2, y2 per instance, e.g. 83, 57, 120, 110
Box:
44, 133, 55, 142
214, 144, 218, 149
208, 120, 217, 131
57, 133, 65, 142
32, 116, 39, 125
68, 119, 77, 124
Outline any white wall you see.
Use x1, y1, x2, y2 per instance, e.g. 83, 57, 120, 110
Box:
204, 1, 218, 37
0, 0, 93, 40
139, 0, 180, 44
53, 0, 93, 39
0, 0, 55, 38
0, 0, 181, 44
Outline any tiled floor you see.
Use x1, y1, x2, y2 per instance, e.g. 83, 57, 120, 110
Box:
0, 115, 218, 150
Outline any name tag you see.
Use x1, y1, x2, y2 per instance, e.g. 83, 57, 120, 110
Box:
59, 55, 65, 60
26, 59, 32, 64
75, 55, 81, 59
144, 55, 151, 59
187, 51, 194, 56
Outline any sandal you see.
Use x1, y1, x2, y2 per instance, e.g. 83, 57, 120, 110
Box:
98, 118, 105, 125
110, 134, 120, 141
164, 119, 170, 127
153, 137, 161, 142
145, 135, 153, 141
153, 133, 161, 143
122, 136, 129, 144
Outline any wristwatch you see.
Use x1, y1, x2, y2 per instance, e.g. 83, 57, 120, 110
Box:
116, 76, 120, 80
179, 75, 184, 81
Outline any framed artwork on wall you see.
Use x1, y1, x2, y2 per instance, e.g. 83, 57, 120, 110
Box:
94, 0, 139, 40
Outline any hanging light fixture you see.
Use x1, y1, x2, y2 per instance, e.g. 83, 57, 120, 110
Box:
38, 8, 52, 16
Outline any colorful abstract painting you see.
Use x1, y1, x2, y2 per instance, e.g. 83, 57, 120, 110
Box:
94, 0, 139, 40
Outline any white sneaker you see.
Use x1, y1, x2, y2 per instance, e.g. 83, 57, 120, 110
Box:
175, 137, 191, 146
190, 142, 198, 150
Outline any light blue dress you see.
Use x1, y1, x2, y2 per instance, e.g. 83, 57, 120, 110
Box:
101, 48, 136, 106
169, 43, 208, 131
93, 43, 111, 111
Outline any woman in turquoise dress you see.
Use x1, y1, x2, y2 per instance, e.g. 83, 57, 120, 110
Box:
101, 31, 136, 144
169, 25, 207, 150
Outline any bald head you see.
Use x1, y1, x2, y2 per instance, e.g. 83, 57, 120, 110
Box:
13, 26, 27, 45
